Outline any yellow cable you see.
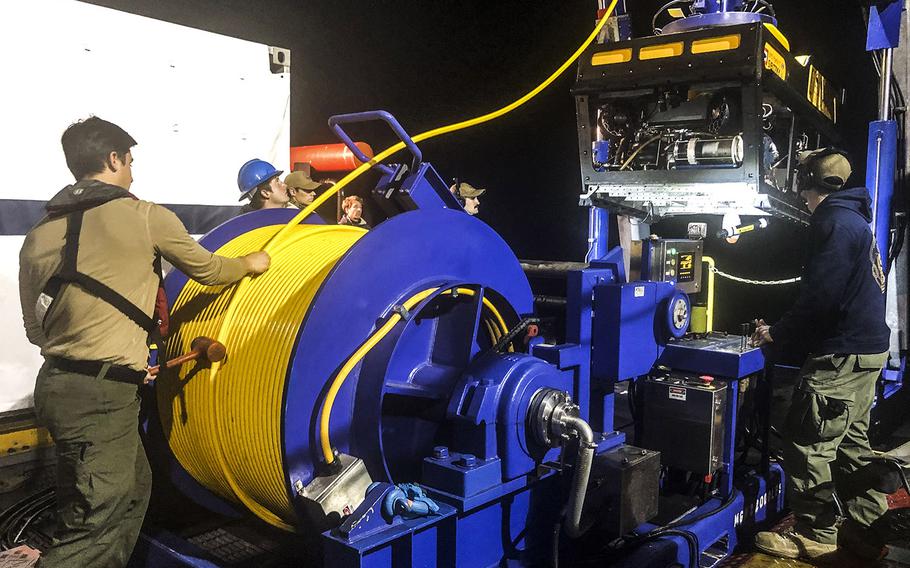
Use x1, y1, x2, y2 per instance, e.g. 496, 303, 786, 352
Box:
218, 1, 615, 470
269, 0, 620, 250
319, 286, 509, 464
160, 224, 367, 530
319, 287, 437, 463
703, 256, 716, 332
164, 2, 618, 529
163, 230, 511, 527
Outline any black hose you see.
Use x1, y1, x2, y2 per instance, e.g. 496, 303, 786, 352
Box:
652, 0, 693, 34
638, 529, 700, 568
11, 495, 55, 546
601, 491, 735, 568
0, 488, 56, 550
551, 521, 562, 568
750, 0, 777, 18
609, 528, 700, 568
661, 489, 739, 531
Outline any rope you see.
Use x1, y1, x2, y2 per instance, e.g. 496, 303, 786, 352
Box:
709, 266, 801, 286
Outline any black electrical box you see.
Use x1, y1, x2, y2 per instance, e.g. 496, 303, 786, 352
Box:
585, 445, 660, 538
640, 374, 727, 475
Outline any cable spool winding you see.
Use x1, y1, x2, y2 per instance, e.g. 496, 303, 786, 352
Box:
159, 224, 367, 529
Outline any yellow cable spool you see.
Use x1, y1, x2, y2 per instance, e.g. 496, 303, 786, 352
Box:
159, 223, 367, 530
159, 223, 511, 530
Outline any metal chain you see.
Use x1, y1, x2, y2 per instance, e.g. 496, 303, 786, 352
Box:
709, 266, 801, 286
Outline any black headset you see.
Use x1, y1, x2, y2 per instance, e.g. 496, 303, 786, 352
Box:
796, 147, 851, 193
452, 177, 465, 206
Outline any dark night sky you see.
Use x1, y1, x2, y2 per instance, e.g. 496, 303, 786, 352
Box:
81, 0, 880, 331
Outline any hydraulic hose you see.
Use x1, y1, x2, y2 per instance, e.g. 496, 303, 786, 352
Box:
563, 415, 597, 538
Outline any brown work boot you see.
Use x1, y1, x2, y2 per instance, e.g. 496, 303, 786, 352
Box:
754, 529, 838, 559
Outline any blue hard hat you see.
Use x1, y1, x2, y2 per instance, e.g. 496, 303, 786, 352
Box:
237, 159, 283, 201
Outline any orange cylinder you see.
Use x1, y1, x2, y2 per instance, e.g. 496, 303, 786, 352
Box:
290, 142, 374, 172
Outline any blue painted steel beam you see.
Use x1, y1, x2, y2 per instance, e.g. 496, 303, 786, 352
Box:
867, 1, 904, 51
866, 120, 898, 271
587, 206, 610, 262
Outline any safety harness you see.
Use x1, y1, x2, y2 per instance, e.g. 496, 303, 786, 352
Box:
41, 207, 159, 333
37, 193, 169, 384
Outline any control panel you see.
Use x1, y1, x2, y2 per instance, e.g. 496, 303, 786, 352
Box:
634, 239, 704, 294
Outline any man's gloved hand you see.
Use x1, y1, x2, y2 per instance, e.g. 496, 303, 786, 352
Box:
751, 318, 773, 347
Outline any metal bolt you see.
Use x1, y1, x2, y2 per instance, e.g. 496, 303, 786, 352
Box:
433, 446, 449, 459
294, 479, 304, 495
640, 449, 647, 455
460, 454, 478, 468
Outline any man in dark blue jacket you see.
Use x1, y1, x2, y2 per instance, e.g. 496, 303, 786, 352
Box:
752, 148, 890, 561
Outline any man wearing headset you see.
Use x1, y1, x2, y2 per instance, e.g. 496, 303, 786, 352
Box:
449, 181, 485, 216
752, 148, 890, 561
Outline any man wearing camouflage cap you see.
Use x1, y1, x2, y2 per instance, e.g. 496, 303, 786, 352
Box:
285, 171, 324, 208
752, 148, 890, 560
449, 181, 486, 216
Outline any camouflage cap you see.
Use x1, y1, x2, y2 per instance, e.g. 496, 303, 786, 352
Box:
797, 148, 852, 192
285, 171, 322, 191
450, 182, 486, 198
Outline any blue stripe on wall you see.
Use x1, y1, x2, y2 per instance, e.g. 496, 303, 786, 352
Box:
0, 200, 241, 236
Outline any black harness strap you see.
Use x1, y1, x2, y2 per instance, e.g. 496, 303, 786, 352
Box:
41, 209, 155, 333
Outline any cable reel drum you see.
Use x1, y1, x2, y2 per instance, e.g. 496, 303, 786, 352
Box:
147, 205, 546, 532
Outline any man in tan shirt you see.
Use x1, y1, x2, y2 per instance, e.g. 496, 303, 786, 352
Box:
19, 116, 270, 567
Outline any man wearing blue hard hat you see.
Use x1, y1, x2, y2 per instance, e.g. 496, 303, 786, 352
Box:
237, 159, 292, 213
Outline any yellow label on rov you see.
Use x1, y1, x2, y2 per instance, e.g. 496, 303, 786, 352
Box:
763, 43, 786, 81
808, 65, 835, 121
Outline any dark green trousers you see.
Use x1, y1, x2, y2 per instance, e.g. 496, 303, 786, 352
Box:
782, 352, 889, 544
33, 361, 151, 568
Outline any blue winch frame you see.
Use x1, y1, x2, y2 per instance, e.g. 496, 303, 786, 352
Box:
314, 112, 785, 567
133, 0, 910, 563
140, 104, 789, 567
